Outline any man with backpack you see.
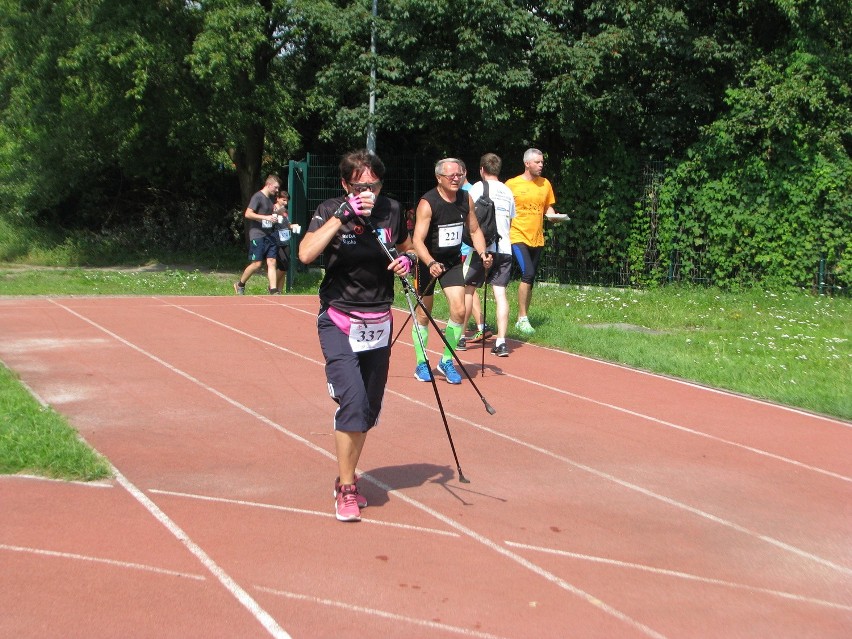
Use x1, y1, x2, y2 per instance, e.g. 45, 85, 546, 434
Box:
456, 171, 491, 350
461, 153, 516, 357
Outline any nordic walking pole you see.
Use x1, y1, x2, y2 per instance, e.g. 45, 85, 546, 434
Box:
480, 259, 490, 377
390, 275, 436, 346
363, 220, 496, 414
400, 277, 470, 483
363, 218, 494, 411
361, 218, 478, 481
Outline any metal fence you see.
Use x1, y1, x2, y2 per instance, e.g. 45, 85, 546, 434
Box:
288, 153, 430, 225
287, 153, 432, 275
287, 155, 847, 295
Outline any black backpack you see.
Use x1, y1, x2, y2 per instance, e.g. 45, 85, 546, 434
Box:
462, 180, 499, 247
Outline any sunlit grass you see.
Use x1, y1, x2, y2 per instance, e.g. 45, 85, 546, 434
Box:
0, 364, 111, 480
0, 264, 323, 296
1, 264, 848, 483
418, 283, 851, 420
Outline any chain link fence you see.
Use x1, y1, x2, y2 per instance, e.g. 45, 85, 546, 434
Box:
288, 155, 846, 294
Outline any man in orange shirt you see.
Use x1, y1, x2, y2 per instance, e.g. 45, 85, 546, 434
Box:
505, 149, 558, 335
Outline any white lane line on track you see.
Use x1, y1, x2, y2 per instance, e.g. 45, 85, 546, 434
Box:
383, 334, 850, 482
504, 541, 852, 612
387, 390, 852, 577
223, 298, 851, 481
60, 299, 669, 639
255, 586, 510, 639
489, 371, 851, 483
169, 302, 852, 596
49, 300, 293, 639
149, 489, 460, 537
377, 299, 849, 428
0, 544, 206, 581
530, 341, 852, 427
269, 297, 850, 480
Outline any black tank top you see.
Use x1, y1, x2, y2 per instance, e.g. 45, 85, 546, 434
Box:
421, 187, 468, 264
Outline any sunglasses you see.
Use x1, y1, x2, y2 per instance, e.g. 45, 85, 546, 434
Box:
349, 181, 382, 193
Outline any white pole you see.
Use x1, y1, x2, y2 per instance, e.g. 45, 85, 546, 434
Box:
366, 0, 377, 152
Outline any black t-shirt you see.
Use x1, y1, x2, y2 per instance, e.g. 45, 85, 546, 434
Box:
273, 214, 291, 265
272, 203, 292, 250
247, 190, 275, 241
420, 187, 468, 266
309, 195, 407, 314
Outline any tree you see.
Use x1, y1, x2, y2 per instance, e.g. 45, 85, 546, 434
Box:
654, 0, 852, 288
1, 0, 848, 289
303, 0, 541, 160
0, 0, 309, 220
187, 0, 308, 204
0, 0, 206, 225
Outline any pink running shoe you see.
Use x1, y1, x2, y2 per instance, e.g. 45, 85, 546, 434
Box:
335, 484, 361, 522
334, 475, 367, 508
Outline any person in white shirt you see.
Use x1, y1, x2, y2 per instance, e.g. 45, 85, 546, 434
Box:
462, 153, 516, 357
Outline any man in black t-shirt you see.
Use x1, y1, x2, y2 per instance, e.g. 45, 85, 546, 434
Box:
233, 174, 281, 295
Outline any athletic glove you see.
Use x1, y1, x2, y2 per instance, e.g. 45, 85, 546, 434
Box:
397, 252, 416, 276
333, 194, 367, 222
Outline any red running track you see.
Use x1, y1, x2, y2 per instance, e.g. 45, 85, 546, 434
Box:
0, 295, 850, 638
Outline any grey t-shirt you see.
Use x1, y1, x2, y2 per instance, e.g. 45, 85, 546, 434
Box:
247, 190, 275, 241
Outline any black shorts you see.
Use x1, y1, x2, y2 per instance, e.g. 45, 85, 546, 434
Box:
317, 309, 391, 433
414, 256, 465, 297
463, 252, 512, 288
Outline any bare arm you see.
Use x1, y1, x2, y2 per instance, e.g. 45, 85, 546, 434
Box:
411, 199, 434, 264
298, 215, 344, 265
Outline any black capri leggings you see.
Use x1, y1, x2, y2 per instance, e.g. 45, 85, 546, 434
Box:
511, 243, 543, 285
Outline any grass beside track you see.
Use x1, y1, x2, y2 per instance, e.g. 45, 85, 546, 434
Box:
0, 363, 111, 480
1, 263, 849, 481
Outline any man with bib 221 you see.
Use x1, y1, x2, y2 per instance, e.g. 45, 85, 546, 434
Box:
298, 150, 415, 522
411, 158, 493, 384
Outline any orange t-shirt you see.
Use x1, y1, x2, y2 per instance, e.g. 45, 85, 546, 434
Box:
506, 175, 556, 247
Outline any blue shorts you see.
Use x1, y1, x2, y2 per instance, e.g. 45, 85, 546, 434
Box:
248, 235, 278, 262
317, 309, 392, 433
